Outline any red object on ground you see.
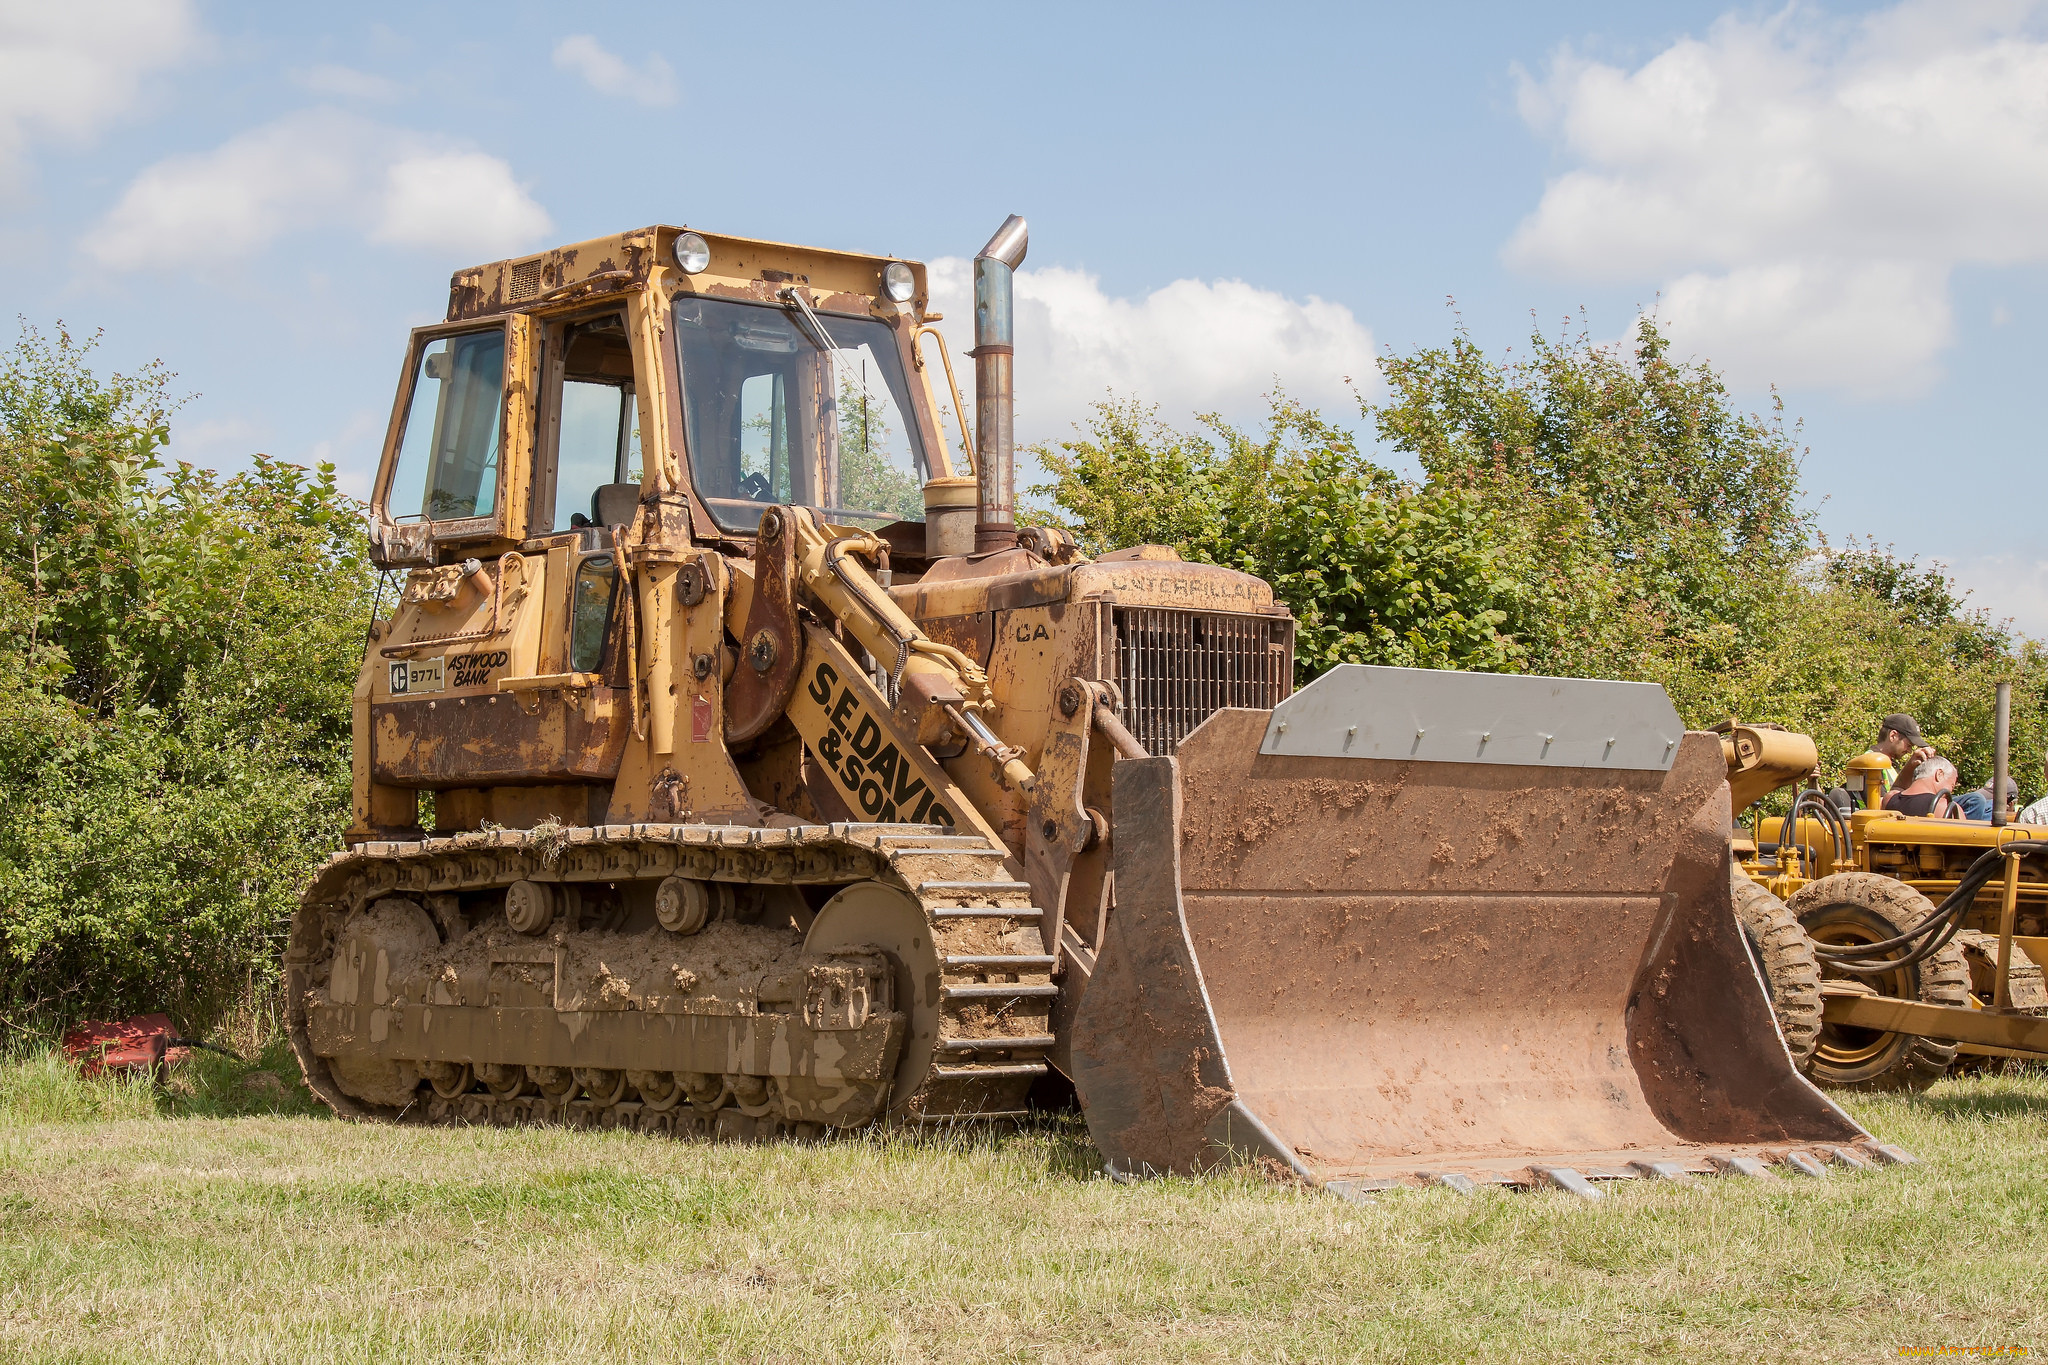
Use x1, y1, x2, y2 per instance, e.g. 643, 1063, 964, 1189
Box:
61, 1014, 192, 1077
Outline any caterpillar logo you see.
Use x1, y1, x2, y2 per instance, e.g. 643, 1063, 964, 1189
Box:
800, 660, 955, 828
388, 656, 445, 695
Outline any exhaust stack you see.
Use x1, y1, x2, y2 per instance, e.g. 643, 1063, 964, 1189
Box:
972, 215, 1027, 553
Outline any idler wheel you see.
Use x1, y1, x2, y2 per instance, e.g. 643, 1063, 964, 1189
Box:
804, 881, 939, 1119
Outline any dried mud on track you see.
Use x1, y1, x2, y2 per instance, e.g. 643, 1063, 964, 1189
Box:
5, 1073, 2048, 1363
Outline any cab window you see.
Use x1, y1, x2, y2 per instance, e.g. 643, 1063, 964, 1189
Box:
674, 295, 927, 533
388, 329, 506, 521
545, 315, 643, 532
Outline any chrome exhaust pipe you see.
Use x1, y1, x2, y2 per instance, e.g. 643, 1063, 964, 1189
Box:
972, 214, 1027, 553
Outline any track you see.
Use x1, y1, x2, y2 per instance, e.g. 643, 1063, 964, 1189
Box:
285, 821, 1056, 1140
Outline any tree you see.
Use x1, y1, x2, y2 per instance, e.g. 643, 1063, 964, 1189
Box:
0, 324, 374, 1031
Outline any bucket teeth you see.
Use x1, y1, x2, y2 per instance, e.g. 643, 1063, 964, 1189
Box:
1628, 1161, 1693, 1182
1708, 1155, 1777, 1179
1534, 1166, 1604, 1200
1825, 1146, 1871, 1171
1425, 1172, 1477, 1194
1857, 1141, 1917, 1166
1781, 1151, 1829, 1179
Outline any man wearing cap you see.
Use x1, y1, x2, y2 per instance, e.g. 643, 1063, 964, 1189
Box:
1857, 713, 1935, 806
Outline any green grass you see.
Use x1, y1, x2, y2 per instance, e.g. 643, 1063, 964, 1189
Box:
1, 1053, 2045, 1363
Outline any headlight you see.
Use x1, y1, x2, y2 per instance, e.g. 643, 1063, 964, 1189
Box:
673, 231, 711, 274
883, 260, 915, 303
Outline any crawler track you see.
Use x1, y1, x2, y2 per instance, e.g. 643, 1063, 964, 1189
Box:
285, 821, 1056, 1140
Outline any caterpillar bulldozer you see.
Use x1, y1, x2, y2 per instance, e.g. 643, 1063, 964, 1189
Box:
1726, 713, 2048, 1094
287, 216, 1905, 1194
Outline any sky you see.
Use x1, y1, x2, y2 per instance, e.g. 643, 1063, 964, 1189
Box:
5, 0, 2047, 627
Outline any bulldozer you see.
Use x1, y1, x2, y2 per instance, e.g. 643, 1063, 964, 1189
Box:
1726, 709, 2048, 1093
287, 216, 1905, 1194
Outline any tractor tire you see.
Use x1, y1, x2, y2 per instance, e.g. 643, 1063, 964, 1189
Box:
1729, 870, 1823, 1070
1787, 872, 1971, 1093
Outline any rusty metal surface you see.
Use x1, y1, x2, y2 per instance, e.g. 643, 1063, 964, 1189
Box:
1069, 757, 1236, 1173
1073, 711, 1863, 1181
723, 509, 803, 745
371, 689, 627, 787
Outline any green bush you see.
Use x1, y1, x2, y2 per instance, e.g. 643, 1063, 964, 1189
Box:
0, 324, 373, 1033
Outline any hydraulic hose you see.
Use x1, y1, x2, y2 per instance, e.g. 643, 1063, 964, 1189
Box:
1810, 841, 2048, 976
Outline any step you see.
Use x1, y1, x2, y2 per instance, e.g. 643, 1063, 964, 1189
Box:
940, 983, 1060, 1000
939, 1034, 1057, 1052
931, 1062, 1050, 1081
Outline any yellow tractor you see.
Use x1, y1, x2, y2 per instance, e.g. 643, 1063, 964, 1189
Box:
288, 217, 1902, 1194
1726, 714, 2048, 1093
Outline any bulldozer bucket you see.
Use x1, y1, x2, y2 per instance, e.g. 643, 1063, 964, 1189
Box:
1070, 665, 1875, 1193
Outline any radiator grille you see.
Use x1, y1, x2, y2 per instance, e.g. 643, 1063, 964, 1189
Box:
508, 259, 543, 301
1112, 607, 1294, 756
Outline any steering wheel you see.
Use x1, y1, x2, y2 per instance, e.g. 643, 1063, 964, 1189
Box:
739, 472, 772, 500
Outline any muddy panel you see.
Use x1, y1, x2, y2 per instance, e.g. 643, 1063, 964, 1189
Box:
1159, 710, 1859, 1176
371, 689, 629, 787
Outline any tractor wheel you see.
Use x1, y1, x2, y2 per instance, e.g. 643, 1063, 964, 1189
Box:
1786, 872, 1971, 1093
1729, 870, 1823, 1069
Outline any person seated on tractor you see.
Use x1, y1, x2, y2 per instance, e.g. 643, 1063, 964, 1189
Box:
1850, 712, 1934, 807
2018, 754, 2048, 824
1955, 775, 2018, 822
1884, 755, 1958, 818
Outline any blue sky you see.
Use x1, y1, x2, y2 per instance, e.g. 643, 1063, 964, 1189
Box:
6, 1, 2046, 625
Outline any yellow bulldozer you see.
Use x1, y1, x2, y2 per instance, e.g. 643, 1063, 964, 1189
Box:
288, 216, 1905, 1195
1725, 710, 2048, 1093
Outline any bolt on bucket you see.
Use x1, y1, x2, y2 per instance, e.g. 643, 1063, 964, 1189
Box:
1070, 665, 1872, 1192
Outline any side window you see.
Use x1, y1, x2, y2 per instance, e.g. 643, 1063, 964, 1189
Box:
546, 316, 639, 532
388, 330, 506, 521
554, 382, 628, 531
569, 555, 618, 673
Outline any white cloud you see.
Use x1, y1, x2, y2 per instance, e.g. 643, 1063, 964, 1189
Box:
166, 415, 263, 463
85, 108, 550, 269
1507, 1, 2048, 395
0, 0, 200, 199
925, 257, 1377, 445
1942, 553, 2048, 638
374, 151, 552, 255
552, 35, 677, 107
293, 63, 402, 102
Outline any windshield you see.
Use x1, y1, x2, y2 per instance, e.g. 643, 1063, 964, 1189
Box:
673, 295, 927, 532
387, 329, 506, 522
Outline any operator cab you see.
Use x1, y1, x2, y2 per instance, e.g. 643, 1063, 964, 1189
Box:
365, 225, 961, 572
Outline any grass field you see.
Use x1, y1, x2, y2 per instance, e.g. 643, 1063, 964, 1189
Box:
3, 1044, 2046, 1363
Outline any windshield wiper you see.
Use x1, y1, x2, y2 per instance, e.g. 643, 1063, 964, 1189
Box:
778, 286, 839, 352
